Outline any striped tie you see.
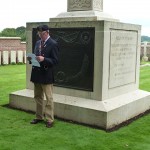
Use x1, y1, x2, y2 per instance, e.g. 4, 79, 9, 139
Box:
41, 41, 45, 49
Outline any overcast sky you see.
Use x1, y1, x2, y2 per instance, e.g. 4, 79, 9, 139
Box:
0, 0, 149, 36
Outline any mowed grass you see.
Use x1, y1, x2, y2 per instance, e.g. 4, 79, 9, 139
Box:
0, 65, 150, 150
139, 66, 150, 91
0, 65, 26, 105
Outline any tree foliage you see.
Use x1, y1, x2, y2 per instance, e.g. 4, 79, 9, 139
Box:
16, 26, 26, 41
0, 26, 26, 41
141, 36, 150, 42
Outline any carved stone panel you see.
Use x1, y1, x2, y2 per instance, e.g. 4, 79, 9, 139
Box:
32, 27, 95, 91
68, 0, 103, 11
109, 29, 138, 89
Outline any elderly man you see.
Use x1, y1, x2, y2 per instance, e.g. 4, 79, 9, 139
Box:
28, 25, 59, 128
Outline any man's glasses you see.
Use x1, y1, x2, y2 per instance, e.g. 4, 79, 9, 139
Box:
38, 31, 47, 36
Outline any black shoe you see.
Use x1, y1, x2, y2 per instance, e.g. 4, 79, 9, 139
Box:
46, 121, 53, 128
30, 119, 43, 124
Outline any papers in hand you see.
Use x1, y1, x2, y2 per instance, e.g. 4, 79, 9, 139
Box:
27, 53, 40, 67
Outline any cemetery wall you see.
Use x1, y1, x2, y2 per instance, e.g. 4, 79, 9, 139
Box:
0, 37, 26, 64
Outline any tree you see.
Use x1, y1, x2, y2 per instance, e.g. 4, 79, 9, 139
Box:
0, 28, 16, 37
16, 26, 26, 41
141, 36, 150, 42
0, 26, 26, 41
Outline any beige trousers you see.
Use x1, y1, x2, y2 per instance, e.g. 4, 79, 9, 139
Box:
34, 83, 54, 122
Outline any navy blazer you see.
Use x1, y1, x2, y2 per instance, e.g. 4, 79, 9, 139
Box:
30, 37, 59, 84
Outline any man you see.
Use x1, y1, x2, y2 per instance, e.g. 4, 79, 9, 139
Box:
28, 25, 59, 128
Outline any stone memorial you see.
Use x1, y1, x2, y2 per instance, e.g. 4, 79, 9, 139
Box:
9, 0, 150, 130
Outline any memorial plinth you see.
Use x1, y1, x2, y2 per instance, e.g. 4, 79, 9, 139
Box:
50, 0, 118, 22
9, 0, 150, 130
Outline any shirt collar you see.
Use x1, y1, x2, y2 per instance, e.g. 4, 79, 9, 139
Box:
42, 36, 50, 43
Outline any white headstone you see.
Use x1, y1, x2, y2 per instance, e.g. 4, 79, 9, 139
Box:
142, 42, 148, 61
17, 51, 23, 63
3, 51, 9, 64
10, 51, 16, 63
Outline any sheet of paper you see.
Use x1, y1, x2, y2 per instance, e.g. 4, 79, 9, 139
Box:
27, 53, 40, 67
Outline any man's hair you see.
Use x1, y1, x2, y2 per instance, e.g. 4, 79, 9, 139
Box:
37, 25, 49, 32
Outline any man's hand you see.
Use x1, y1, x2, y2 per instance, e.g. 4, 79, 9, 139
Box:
27, 56, 32, 61
36, 56, 44, 62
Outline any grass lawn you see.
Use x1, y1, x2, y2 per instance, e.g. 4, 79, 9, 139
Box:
140, 60, 150, 65
0, 65, 150, 150
139, 66, 150, 92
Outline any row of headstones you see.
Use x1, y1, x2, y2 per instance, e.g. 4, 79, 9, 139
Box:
0, 51, 26, 65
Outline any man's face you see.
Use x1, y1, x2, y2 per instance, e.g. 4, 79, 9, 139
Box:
38, 31, 48, 40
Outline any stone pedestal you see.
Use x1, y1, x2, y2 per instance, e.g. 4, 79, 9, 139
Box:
9, 89, 150, 129
9, 0, 150, 130
50, 11, 119, 22
9, 20, 150, 130
50, 0, 118, 22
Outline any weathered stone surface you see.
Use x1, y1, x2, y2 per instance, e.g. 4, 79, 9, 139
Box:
109, 30, 137, 88
67, 0, 103, 12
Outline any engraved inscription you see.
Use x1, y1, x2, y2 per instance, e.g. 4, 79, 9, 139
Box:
109, 30, 138, 88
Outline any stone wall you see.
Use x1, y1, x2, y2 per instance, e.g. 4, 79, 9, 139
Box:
0, 37, 26, 65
